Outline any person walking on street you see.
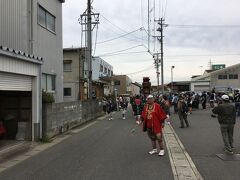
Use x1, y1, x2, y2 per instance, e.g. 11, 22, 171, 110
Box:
172, 94, 178, 114
106, 98, 114, 120
177, 96, 189, 128
201, 92, 207, 109
212, 95, 236, 154
142, 95, 167, 156
133, 95, 143, 124
160, 95, 171, 125
234, 90, 240, 116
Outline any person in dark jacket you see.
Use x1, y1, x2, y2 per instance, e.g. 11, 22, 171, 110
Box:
177, 96, 189, 128
212, 95, 236, 154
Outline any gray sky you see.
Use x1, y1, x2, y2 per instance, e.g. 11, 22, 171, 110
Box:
63, 0, 240, 84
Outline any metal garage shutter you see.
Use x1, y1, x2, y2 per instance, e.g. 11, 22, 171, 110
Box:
0, 72, 32, 91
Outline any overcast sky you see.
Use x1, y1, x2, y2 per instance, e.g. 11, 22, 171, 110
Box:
63, 0, 240, 84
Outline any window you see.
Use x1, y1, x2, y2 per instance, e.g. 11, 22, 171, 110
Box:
111, 71, 113, 76
38, 5, 56, 32
218, 74, 227, 80
108, 69, 110, 76
104, 67, 107, 74
42, 74, 56, 92
229, 74, 238, 79
63, 60, 72, 71
64, 88, 71, 96
100, 65, 103, 72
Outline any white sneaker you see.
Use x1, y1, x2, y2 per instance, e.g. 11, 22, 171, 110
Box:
123, 117, 126, 120
149, 149, 158, 155
167, 121, 170, 125
158, 149, 165, 156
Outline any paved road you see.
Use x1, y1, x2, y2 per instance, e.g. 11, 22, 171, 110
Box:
0, 109, 174, 180
171, 107, 240, 180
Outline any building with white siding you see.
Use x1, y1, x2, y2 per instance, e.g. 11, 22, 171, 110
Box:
0, 0, 64, 102
0, 46, 42, 141
0, 0, 65, 140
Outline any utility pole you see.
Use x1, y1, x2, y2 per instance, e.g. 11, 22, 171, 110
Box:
154, 53, 160, 96
160, 18, 164, 94
87, 0, 92, 99
154, 18, 167, 94
79, 1, 99, 100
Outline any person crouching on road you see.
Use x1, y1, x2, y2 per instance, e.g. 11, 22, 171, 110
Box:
212, 95, 236, 154
142, 95, 167, 156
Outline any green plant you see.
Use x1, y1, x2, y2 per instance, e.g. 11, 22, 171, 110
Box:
41, 135, 52, 143
42, 91, 55, 103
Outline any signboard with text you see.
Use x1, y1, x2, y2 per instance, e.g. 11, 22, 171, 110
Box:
212, 64, 225, 70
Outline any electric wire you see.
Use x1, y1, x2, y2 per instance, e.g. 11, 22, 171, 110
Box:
97, 28, 143, 44
93, 8, 148, 40
99, 51, 148, 58
126, 65, 154, 75
97, 44, 144, 57
163, 0, 168, 20
168, 24, 240, 28
93, 23, 98, 56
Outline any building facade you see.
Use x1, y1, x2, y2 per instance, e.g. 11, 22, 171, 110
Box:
190, 64, 240, 92
0, 46, 42, 141
63, 48, 85, 102
0, 0, 64, 141
63, 49, 114, 101
0, 0, 64, 102
92, 57, 113, 81
113, 75, 132, 95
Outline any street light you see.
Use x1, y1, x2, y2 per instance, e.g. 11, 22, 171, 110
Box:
171, 66, 175, 93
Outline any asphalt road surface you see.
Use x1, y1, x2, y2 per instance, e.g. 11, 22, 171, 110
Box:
0, 109, 174, 180
171, 107, 240, 180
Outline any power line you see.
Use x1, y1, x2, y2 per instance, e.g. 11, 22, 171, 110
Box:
98, 22, 148, 46
163, 0, 168, 19
97, 44, 144, 56
126, 65, 154, 75
93, 24, 99, 56
168, 24, 240, 28
99, 51, 148, 57
97, 28, 143, 44
93, 8, 148, 41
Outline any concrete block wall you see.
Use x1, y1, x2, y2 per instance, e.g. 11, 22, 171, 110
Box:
42, 100, 103, 138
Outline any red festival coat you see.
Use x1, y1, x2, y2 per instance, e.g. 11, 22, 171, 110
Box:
142, 103, 167, 134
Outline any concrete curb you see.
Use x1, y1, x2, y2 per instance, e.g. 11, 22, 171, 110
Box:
164, 124, 204, 180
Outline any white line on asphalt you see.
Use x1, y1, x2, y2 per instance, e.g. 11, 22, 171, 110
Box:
163, 124, 204, 180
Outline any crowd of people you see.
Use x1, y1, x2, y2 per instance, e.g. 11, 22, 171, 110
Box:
102, 89, 240, 155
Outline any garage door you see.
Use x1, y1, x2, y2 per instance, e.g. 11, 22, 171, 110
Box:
0, 72, 32, 91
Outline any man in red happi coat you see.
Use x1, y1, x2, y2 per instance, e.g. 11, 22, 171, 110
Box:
142, 95, 167, 156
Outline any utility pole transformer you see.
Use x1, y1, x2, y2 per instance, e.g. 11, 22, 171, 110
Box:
79, 1, 99, 100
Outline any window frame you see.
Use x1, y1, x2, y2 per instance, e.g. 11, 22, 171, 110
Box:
63, 60, 72, 72
42, 73, 56, 92
38, 4, 56, 34
64, 88, 72, 97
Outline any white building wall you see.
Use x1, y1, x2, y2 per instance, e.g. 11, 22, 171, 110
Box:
92, 57, 113, 81
0, 0, 64, 102
0, 0, 29, 52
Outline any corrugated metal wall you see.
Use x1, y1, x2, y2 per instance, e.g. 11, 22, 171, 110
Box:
0, 0, 29, 52
0, 72, 32, 91
0, 54, 39, 76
